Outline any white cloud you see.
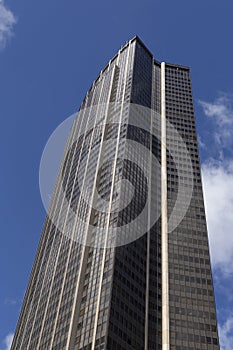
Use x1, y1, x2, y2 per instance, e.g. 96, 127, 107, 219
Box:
199, 94, 233, 126
202, 159, 233, 275
2, 333, 14, 350
218, 315, 233, 350
199, 94, 233, 151
197, 135, 206, 149
4, 298, 17, 306
200, 94, 233, 275
0, 0, 16, 49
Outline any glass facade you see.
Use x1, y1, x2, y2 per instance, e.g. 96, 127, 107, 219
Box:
11, 37, 219, 350
165, 64, 219, 350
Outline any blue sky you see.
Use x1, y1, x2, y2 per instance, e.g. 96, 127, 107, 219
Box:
1, 0, 233, 349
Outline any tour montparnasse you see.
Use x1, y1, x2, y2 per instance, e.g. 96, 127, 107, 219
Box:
11, 36, 220, 350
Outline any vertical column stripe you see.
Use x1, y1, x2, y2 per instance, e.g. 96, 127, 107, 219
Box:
161, 62, 170, 350
91, 44, 131, 350
145, 60, 154, 349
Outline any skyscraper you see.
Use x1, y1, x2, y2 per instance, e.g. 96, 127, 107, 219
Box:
12, 36, 219, 350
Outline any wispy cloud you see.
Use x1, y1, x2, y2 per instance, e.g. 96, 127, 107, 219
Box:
202, 159, 233, 275
4, 298, 17, 306
197, 135, 206, 149
218, 315, 233, 350
200, 94, 233, 275
1, 333, 14, 350
0, 0, 16, 49
199, 94, 233, 126
199, 94, 233, 154
200, 93, 233, 347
